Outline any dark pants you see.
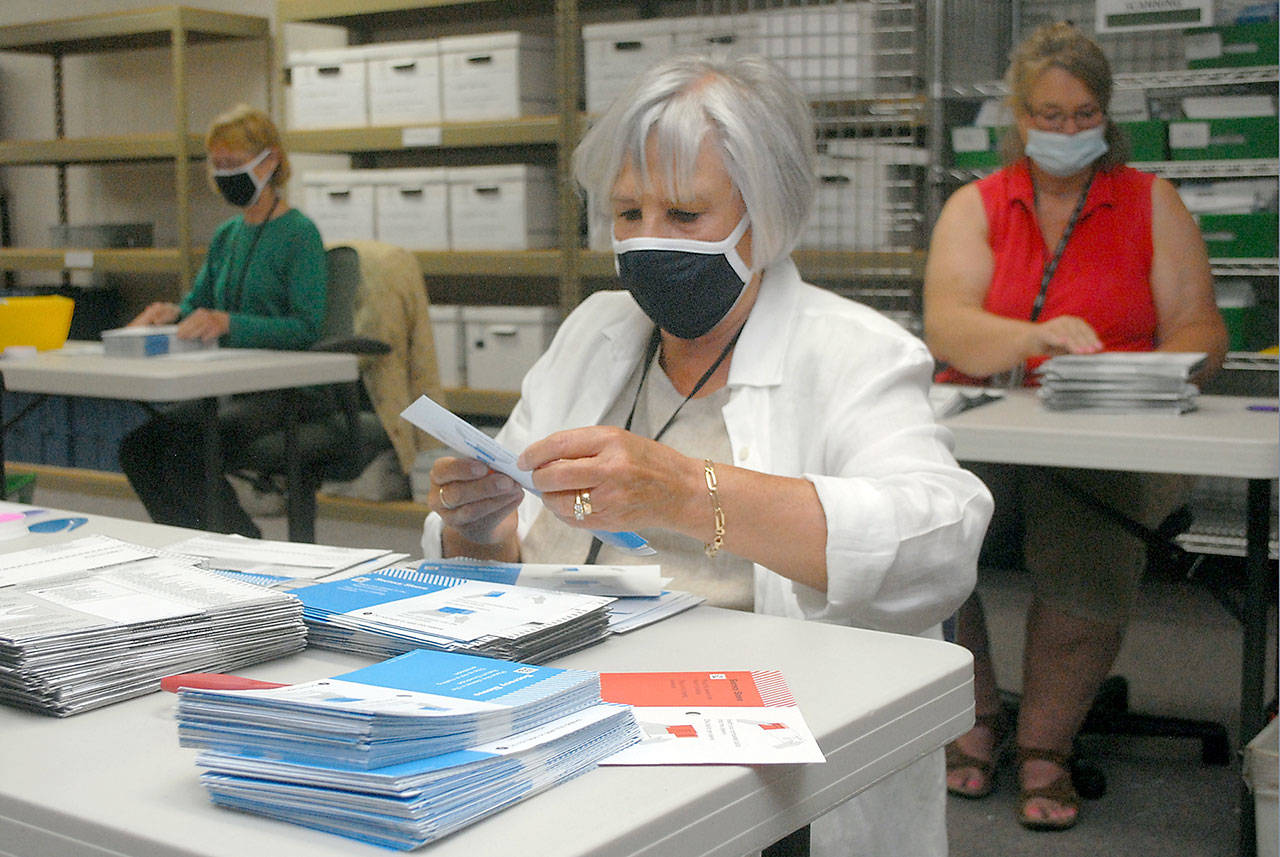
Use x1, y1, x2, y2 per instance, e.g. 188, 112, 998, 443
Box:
119, 390, 332, 537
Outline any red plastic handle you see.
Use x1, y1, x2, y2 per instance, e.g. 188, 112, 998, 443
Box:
160, 673, 288, 693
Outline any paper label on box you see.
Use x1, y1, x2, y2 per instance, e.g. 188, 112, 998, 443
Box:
951, 126, 991, 153
63, 251, 94, 269
1184, 31, 1222, 60
403, 127, 443, 147
1169, 122, 1211, 149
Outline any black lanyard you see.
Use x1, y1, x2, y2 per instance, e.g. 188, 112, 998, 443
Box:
225, 195, 279, 313
1028, 172, 1093, 322
583, 321, 745, 564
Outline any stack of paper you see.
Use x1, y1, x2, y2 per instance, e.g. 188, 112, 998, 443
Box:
291, 568, 614, 663
164, 533, 400, 588
0, 536, 305, 716
1037, 352, 1206, 413
175, 651, 638, 849
410, 559, 705, 634
176, 649, 612, 766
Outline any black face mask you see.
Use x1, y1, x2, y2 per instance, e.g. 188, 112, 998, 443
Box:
212, 148, 273, 208
613, 215, 753, 340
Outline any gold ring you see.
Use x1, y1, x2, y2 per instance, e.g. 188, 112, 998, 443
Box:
439, 486, 456, 511
573, 490, 592, 521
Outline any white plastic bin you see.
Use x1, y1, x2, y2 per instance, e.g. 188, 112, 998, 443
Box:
364, 41, 442, 126
288, 47, 369, 129
582, 20, 676, 114
428, 304, 465, 389
301, 171, 376, 243
448, 164, 557, 250
1244, 718, 1278, 857
372, 168, 449, 250
462, 305, 559, 392
439, 32, 555, 121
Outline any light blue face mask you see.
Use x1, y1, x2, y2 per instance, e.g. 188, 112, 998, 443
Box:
1024, 124, 1108, 177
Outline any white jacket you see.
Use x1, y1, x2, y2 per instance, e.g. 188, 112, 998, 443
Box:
422, 258, 992, 637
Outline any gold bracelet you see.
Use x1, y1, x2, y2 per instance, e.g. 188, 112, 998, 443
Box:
703, 459, 725, 558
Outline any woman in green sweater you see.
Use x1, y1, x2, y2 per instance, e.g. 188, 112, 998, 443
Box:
119, 104, 327, 536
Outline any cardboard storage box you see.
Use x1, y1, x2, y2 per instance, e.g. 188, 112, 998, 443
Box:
1169, 116, 1279, 161
802, 140, 927, 251
301, 171, 376, 244
1186, 21, 1279, 69
582, 20, 676, 114
372, 168, 449, 250
462, 305, 559, 392
448, 164, 556, 250
673, 13, 761, 58
1198, 212, 1279, 258
288, 47, 369, 129
364, 41, 442, 126
439, 31, 555, 121
428, 304, 465, 388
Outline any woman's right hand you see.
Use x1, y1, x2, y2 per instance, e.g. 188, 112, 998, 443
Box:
129, 302, 181, 327
1025, 315, 1103, 358
430, 456, 524, 547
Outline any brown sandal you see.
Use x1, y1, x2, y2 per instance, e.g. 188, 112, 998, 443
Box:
1016, 747, 1081, 831
945, 711, 1009, 799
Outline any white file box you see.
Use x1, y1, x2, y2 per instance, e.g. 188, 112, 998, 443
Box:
462, 305, 560, 392
448, 164, 556, 250
673, 13, 761, 58
582, 20, 676, 113
364, 41, 443, 126
439, 32, 556, 121
802, 140, 927, 251
301, 171, 376, 243
372, 168, 449, 250
428, 304, 465, 388
288, 47, 369, 129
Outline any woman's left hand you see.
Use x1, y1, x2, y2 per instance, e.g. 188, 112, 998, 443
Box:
176, 308, 231, 342
517, 426, 701, 534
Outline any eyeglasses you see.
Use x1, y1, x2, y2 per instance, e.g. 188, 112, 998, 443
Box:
1027, 105, 1104, 132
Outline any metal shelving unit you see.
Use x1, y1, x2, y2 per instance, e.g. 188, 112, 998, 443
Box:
0, 7, 272, 295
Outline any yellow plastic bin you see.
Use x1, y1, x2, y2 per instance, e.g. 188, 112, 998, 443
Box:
1245, 717, 1279, 857
0, 295, 74, 351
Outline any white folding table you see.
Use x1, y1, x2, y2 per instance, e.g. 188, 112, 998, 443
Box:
0, 510, 974, 857
0, 344, 358, 540
942, 390, 1278, 855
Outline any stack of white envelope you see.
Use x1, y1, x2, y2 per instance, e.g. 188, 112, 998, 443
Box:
291, 566, 614, 663
175, 649, 640, 849
1037, 352, 1207, 414
0, 536, 305, 716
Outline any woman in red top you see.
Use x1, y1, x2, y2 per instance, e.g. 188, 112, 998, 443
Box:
923, 22, 1227, 831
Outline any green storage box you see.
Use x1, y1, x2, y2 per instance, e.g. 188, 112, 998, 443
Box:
1216, 280, 1261, 352
1186, 22, 1279, 69
950, 126, 1003, 169
1198, 212, 1280, 258
1169, 115, 1279, 160
1119, 119, 1168, 162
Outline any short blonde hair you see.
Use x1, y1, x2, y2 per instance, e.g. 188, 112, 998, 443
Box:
1000, 21, 1129, 169
204, 104, 291, 187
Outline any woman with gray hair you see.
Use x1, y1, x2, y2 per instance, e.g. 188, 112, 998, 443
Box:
423, 53, 992, 854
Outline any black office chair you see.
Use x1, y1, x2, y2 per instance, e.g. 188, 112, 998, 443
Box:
233, 245, 393, 543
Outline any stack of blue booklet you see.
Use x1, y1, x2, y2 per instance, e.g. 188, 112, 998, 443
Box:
176, 650, 639, 849
291, 568, 614, 664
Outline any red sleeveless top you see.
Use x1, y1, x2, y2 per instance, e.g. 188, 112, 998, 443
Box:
937, 159, 1158, 385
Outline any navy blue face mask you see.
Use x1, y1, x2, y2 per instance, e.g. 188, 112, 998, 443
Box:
613, 215, 753, 340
